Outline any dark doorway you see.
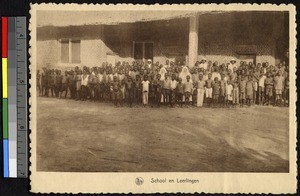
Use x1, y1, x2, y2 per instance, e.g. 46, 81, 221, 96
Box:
133, 42, 153, 61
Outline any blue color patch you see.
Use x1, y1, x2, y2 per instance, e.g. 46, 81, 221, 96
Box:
3, 139, 9, 177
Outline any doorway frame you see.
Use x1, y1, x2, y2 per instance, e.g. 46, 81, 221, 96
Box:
132, 41, 154, 62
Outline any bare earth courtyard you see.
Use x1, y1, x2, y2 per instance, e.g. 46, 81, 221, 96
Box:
36, 97, 289, 172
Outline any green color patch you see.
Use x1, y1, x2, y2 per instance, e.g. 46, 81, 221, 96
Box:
2, 99, 8, 139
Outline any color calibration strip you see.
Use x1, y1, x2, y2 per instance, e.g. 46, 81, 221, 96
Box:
2, 17, 9, 178
2, 17, 28, 178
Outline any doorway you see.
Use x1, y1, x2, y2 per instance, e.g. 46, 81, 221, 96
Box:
133, 42, 154, 61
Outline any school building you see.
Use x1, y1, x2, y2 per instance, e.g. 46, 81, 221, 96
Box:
36, 11, 289, 69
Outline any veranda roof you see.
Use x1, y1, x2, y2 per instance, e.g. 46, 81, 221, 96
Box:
36, 10, 223, 27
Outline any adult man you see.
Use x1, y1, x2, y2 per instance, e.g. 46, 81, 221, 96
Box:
228, 58, 237, 73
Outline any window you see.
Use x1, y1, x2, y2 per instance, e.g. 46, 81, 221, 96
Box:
71, 40, 81, 63
60, 40, 69, 63
60, 39, 81, 63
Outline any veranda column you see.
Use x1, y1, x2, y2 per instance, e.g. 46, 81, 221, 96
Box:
188, 15, 199, 67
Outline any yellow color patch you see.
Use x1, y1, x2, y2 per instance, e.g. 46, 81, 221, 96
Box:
2, 58, 8, 98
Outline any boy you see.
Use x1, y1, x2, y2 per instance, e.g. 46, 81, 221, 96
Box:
283, 74, 289, 107
239, 76, 247, 107
97, 68, 105, 101
134, 75, 142, 105
155, 74, 164, 107
125, 76, 134, 107
163, 73, 171, 105
232, 77, 239, 105
183, 75, 193, 106
196, 74, 206, 107
60, 71, 69, 98
219, 74, 226, 107
258, 71, 266, 105
212, 77, 220, 107
274, 70, 284, 106
226, 80, 233, 107
149, 75, 156, 107
176, 78, 184, 107
169, 74, 178, 107
111, 76, 121, 107
49, 69, 55, 97
205, 73, 213, 106
265, 72, 274, 106
141, 75, 150, 107
75, 69, 82, 100
81, 69, 89, 101
55, 70, 63, 98
68, 70, 76, 99
246, 76, 254, 106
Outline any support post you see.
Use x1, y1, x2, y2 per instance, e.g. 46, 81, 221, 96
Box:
188, 15, 199, 67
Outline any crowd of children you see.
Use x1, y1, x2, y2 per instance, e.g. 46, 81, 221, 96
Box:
37, 58, 289, 108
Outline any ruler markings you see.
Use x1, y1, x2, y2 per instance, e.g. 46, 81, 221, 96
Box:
15, 17, 28, 178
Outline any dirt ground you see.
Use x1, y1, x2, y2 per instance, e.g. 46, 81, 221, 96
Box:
36, 97, 289, 172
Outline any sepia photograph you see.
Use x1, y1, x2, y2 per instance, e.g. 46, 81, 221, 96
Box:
29, 3, 297, 194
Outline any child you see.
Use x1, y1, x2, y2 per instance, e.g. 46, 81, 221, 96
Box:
50, 69, 55, 97
258, 72, 266, 105
212, 77, 220, 107
169, 74, 178, 107
134, 75, 142, 105
192, 83, 198, 106
155, 74, 164, 107
176, 78, 184, 107
252, 68, 260, 104
141, 75, 150, 107
196, 74, 205, 107
120, 79, 125, 106
111, 76, 121, 107
97, 68, 105, 101
68, 70, 76, 99
219, 74, 226, 107
205, 73, 213, 106
149, 75, 156, 107
232, 77, 239, 105
54, 69, 61, 98
163, 73, 171, 104
184, 75, 193, 106
283, 74, 289, 107
225, 80, 233, 107
274, 70, 284, 106
265, 72, 274, 106
239, 76, 247, 107
60, 71, 69, 98
75, 70, 82, 100
246, 76, 254, 106
81, 69, 89, 101
125, 76, 134, 107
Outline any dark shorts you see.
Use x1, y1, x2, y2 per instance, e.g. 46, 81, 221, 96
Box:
266, 88, 273, 97
60, 83, 67, 92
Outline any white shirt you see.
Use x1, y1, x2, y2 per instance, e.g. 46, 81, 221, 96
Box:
226, 84, 233, 95
258, 75, 266, 87
170, 80, 178, 90
98, 74, 103, 83
199, 63, 208, 70
81, 74, 89, 86
142, 80, 150, 92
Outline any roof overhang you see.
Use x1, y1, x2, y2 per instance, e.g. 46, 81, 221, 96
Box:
36, 11, 224, 27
